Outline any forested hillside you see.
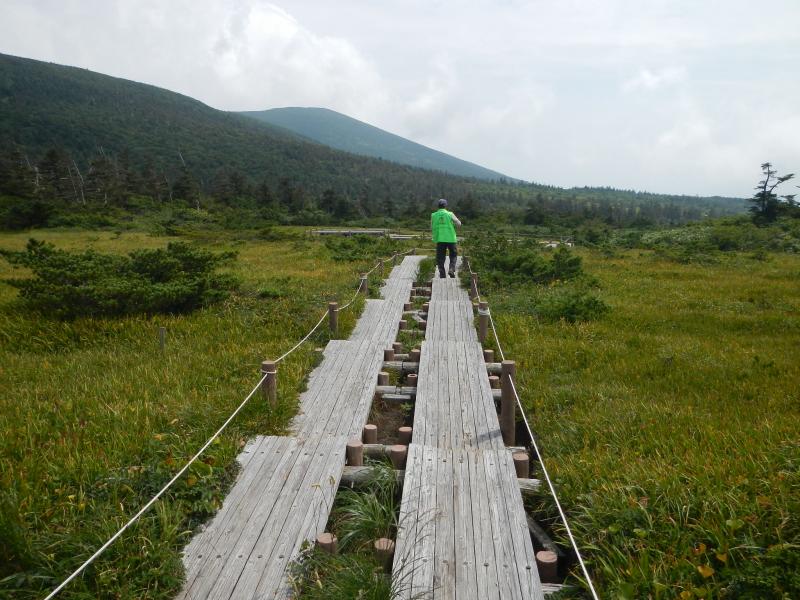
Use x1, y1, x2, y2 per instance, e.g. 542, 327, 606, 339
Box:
0, 52, 746, 229
240, 107, 511, 181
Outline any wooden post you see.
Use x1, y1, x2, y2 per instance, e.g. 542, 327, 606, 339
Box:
392, 342, 403, 354
471, 273, 479, 298
384, 348, 395, 361
478, 301, 489, 343
422, 302, 429, 314
500, 360, 516, 445
403, 302, 412, 312
379, 259, 385, 276
536, 550, 558, 583
489, 375, 501, 389
512, 452, 530, 478
389, 444, 407, 469
406, 373, 418, 387
363, 424, 378, 444
360, 274, 368, 296
346, 439, 364, 466
159, 326, 166, 352
317, 532, 338, 555
392, 253, 398, 266
328, 302, 338, 335
377, 371, 389, 386
483, 348, 494, 363
398, 426, 412, 444
409, 348, 421, 362
374, 538, 395, 571
261, 360, 277, 406
419, 319, 427, 331
398, 319, 407, 330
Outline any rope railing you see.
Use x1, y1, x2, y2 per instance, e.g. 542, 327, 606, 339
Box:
464, 258, 600, 600
42, 246, 415, 599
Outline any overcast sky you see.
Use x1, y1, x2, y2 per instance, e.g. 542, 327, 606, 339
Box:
2, 0, 799, 197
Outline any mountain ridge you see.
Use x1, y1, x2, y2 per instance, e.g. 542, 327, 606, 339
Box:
239, 107, 513, 182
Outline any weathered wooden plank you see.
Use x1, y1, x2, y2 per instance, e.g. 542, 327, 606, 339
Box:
496, 450, 544, 599
180, 435, 279, 576
252, 435, 346, 598
467, 448, 502, 599
433, 448, 456, 597
412, 444, 438, 596
481, 450, 523, 600
454, 449, 479, 599
179, 436, 301, 599
212, 435, 345, 599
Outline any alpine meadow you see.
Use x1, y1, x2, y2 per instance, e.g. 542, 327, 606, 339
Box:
1, 6, 799, 600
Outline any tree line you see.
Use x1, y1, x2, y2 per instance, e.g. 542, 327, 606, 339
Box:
0, 142, 753, 231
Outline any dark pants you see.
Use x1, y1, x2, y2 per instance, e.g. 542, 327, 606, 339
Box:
436, 242, 458, 278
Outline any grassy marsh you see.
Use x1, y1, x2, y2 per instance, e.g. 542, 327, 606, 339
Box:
0, 229, 399, 598
492, 250, 800, 598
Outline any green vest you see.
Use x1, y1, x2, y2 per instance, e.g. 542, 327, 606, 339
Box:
431, 209, 457, 243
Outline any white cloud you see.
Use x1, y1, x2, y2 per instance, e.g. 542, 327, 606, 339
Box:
623, 67, 687, 93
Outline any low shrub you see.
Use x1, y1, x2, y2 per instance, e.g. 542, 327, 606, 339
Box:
464, 232, 585, 290
1, 239, 238, 318
497, 281, 609, 323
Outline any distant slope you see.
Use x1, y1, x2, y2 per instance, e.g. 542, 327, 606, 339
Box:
239, 107, 511, 181
0, 53, 480, 200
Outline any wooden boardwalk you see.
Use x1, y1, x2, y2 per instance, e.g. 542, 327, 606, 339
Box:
178, 256, 423, 599
393, 273, 545, 599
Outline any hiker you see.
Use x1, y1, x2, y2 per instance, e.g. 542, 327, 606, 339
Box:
431, 198, 461, 278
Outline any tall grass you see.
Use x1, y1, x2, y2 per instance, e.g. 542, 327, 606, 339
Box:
0, 229, 405, 599
492, 249, 800, 598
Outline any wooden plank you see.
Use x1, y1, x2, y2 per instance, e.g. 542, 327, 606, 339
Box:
412, 444, 438, 596
481, 450, 522, 600
180, 435, 278, 576
252, 435, 346, 598
433, 448, 456, 597
495, 450, 544, 598
179, 436, 300, 599
212, 435, 345, 599
466, 448, 501, 598
454, 449, 478, 599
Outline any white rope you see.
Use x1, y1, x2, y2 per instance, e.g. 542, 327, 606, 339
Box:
274, 310, 328, 364
43, 372, 269, 600
477, 267, 600, 600
338, 249, 415, 312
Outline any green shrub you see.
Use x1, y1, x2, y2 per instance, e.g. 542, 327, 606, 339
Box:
1, 239, 238, 318
497, 281, 609, 323
464, 232, 585, 290
535, 286, 610, 323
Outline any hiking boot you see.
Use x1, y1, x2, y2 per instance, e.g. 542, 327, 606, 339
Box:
448, 271, 455, 278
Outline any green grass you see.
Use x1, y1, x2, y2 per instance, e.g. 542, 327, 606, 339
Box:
0, 228, 408, 599
487, 249, 800, 598
289, 461, 405, 600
